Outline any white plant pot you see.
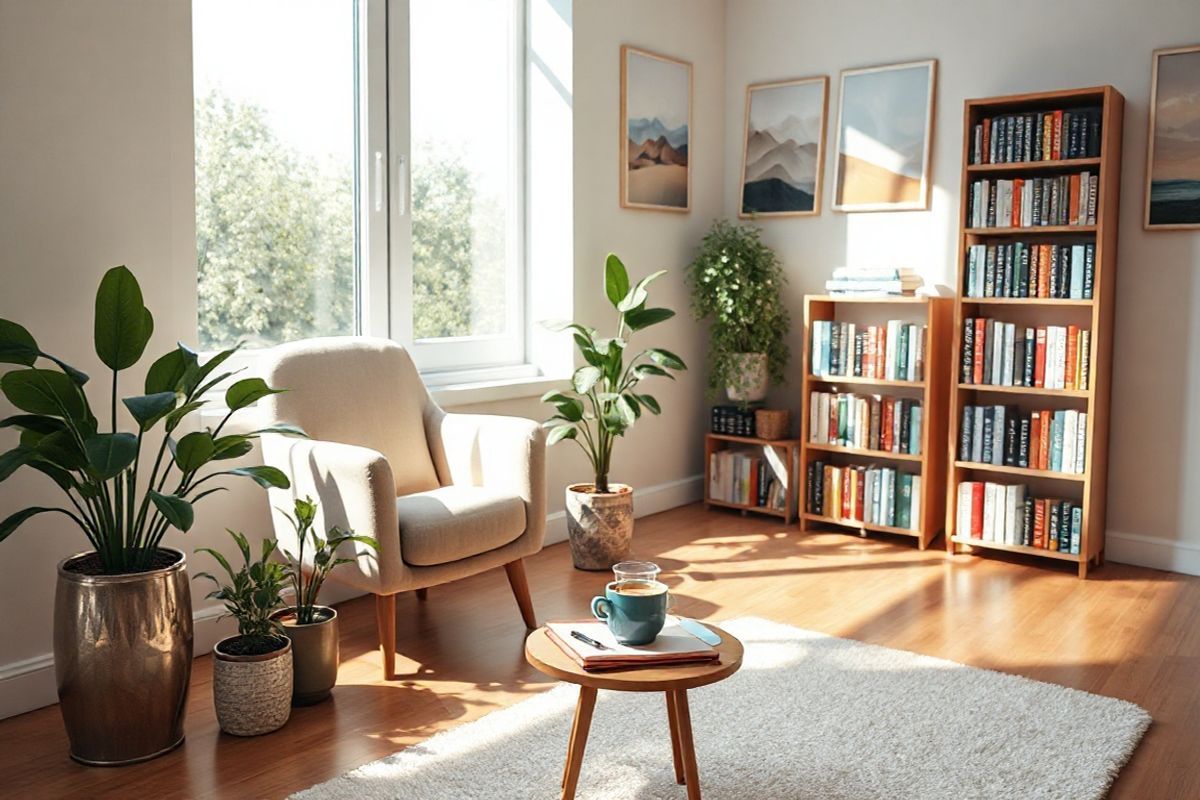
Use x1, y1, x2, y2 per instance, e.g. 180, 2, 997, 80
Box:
726, 353, 768, 402
565, 483, 634, 571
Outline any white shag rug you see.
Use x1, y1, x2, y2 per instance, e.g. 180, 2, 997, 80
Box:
293, 618, 1150, 800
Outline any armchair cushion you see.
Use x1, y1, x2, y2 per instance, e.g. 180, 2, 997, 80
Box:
397, 485, 526, 567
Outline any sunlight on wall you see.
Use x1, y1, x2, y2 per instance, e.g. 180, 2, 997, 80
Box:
842, 184, 957, 295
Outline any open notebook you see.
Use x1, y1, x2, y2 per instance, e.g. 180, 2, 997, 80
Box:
545, 617, 718, 671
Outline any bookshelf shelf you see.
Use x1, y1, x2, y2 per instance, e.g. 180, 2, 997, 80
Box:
704, 434, 799, 524
707, 497, 791, 519
947, 86, 1123, 579
800, 294, 953, 550
707, 433, 800, 447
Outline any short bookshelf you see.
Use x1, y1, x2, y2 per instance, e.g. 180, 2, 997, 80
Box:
799, 294, 953, 550
947, 86, 1124, 579
704, 433, 800, 524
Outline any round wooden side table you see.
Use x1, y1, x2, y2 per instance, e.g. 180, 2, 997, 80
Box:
524, 624, 743, 800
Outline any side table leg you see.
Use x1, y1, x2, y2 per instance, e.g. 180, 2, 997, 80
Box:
671, 689, 702, 800
665, 691, 685, 784
561, 686, 597, 800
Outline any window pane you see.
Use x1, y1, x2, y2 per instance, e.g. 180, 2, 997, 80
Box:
192, 0, 358, 351
410, 0, 518, 341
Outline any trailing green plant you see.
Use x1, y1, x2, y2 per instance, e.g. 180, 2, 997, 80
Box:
0, 265, 305, 573
685, 220, 790, 402
196, 529, 289, 654
278, 496, 378, 625
541, 254, 686, 493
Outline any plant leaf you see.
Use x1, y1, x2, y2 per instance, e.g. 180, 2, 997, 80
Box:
604, 253, 630, 309
225, 377, 283, 412
27, 461, 76, 492
145, 347, 194, 394
547, 424, 577, 445
615, 395, 637, 427
33, 430, 87, 471
0, 507, 62, 544
0, 446, 35, 481
122, 391, 177, 430
624, 306, 675, 331
212, 435, 254, 461
94, 265, 153, 371
40, 354, 89, 385
174, 430, 216, 472
572, 366, 602, 395
227, 465, 290, 489
149, 490, 195, 532
0, 369, 87, 419
0, 415, 66, 435
164, 400, 205, 431
251, 423, 307, 438
636, 393, 662, 414
0, 319, 39, 366
84, 433, 139, 480
648, 348, 687, 371
632, 363, 672, 380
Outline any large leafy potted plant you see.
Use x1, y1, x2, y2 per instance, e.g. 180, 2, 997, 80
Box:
541, 254, 686, 570
686, 220, 790, 403
196, 529, 293, 736
272, 496, 377, 705
0, 265, 301, 765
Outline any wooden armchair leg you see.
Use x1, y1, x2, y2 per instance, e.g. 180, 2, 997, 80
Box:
504, 559, 537, 629
375, 593, 397, 679
415, 587, 428, 601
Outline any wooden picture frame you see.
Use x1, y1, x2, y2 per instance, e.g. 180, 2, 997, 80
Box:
832, 59, 937, 213
1144, 44, 1200, 230
620, 45, 692, 213
738, 76, 830, 218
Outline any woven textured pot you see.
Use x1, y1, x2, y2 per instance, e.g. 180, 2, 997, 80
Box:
212, 637, 293, 736
565, 483, 633, 571
273, 607, 339, 705
54, 548, 192, 766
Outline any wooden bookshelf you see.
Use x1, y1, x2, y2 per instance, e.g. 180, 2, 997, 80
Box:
799, 294, 953, 549
946, 86, 1124, 578
704, 433, 800, 524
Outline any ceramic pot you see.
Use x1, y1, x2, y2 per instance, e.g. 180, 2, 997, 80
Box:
726, 353, 768, 402
565, 483, 634, 570
272, 606, 339, 705
212, 636, 293, 736
54, 548, 193, 766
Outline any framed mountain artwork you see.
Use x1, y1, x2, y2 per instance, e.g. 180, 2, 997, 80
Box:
739, 76, 829, 217
832, 59, 937, 212
1145, 45, 1200, 230
620, 45, 692, 212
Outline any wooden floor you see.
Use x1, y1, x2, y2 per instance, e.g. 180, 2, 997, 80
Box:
2, 503, 1198, 799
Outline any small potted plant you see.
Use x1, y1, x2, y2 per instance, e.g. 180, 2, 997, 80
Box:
272, 496, 377, 705
541, 254, 686, 570
686, 220, 790, 403
197, 529, 293, 737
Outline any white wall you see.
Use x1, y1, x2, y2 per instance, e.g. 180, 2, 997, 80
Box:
723, 0, 1200, 573
0, 0, 725, 718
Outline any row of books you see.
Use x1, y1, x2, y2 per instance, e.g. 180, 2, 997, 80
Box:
970, 107, 1102, 165
964, 242, 1095, 299
808, 391, 923, 455
961, 319, 1091, 391
955, 481, 1082, 554
710, 405, 758, 437
810, 320, 926, 382
708, 449, 789, 511
824, 267, 923, 297
967, 174, 1097, 229
806, 461, 922, 531
959, 405, 1088, 474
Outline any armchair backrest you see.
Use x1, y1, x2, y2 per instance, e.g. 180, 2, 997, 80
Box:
260, 337, 440, 496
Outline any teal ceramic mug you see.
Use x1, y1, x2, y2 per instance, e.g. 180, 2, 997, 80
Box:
591, 580, 668, 645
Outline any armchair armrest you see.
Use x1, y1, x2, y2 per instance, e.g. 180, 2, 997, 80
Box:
261, 435, 403, 594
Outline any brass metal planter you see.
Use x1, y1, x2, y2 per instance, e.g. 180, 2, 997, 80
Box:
273, 606, 339, 705
54, 548, 193, 766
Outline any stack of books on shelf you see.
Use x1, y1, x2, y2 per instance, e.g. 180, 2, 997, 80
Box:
708, 448, 789, 511
955, 481, 1082, 554
710, 405, 758, 437
959, 405, 1087, 473
807, 461, 921, 531
970, 107, 1102, 165
967, 173, 1097, 228
824, 267, 923, 297
961, 319, 1090, 390
811, 320, 926, 381
964, 242, 1095, 299
809, 391, 922, 455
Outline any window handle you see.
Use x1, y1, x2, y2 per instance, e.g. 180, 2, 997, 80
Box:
396, 155, 407, 216
373, 151, 384, 212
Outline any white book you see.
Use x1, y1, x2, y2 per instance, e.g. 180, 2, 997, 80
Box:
982, 483, 997, 541
885, 321, 898, 380
1070, 245, 1085, 299
1001, 323, 1015, 386
1004, 485, 1018, 545
1022, 182, 1033, 227
864, 471, 876, 525
992, 405, 1006, 466
1010, 484, 1026, 545
990, 321, 1003, 385
909, 475, 922, 531
810, 392, 821, 443
1075, 412, 1088, 472
1045, 327, 1060, 389
957, 482, 973, 536
907, 327, 918, 381
1062, 411, 1078, 474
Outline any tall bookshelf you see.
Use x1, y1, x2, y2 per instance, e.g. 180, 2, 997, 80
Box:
946, 87, 1124, 578
799, 295, 953, 549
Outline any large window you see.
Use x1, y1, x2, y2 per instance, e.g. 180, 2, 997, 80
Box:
192, 0, 526, 371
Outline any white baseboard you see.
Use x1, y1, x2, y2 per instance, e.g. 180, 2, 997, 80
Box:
1106, 530, 1200, 576
0, 474, 705, 722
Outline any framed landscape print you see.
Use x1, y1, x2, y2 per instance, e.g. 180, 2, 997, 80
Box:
832, 59, 937, 212
739, 76, 829, 218
620, 45, 692, 212
1145, 45, 1200, 230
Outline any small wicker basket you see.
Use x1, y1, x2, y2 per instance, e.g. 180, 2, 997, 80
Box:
754, 409, 790, 441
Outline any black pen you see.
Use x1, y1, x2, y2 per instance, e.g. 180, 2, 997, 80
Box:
570, 630, 609, 650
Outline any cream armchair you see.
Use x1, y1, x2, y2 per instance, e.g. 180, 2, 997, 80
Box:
259, 337, 546, 678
